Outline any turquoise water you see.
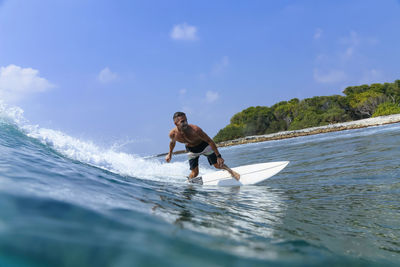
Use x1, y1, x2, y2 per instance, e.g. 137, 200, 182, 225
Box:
1, 105, 400, 266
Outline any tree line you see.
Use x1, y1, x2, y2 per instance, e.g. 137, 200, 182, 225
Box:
214, 79, 400, 143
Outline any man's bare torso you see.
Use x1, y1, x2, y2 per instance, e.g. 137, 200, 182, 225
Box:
170, 124, 204, 147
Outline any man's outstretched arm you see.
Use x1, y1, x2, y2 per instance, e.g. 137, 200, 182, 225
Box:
165, 133, 176, 162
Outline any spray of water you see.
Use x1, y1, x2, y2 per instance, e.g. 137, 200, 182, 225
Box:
0, 101, 190, 182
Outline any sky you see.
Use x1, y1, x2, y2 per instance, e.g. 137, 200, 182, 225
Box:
0, 0, 399, 155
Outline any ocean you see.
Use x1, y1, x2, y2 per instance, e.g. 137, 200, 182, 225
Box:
1, 103, 399, 266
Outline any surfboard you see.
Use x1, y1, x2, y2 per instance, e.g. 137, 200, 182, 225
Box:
188, 161, 289, 186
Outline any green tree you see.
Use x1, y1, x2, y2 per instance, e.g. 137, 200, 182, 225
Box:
214, 124, 244, 143
343, 84, 370, 96
348, 91, 389, 117
214, 79, 400, 143
372, 102, 400, 117
271, 98, 299, 130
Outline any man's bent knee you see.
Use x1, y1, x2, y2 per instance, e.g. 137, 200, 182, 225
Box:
213, 163, 223, 169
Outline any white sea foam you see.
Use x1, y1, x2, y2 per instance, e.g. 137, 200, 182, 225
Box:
0, 100, 26, 125
0, 101, 189, 183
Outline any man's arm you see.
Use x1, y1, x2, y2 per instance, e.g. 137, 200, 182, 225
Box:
196, 128, 223, 164
165, 132, 176, 163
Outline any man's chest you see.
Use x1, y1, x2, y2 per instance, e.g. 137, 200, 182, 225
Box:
176, 131, 201, 144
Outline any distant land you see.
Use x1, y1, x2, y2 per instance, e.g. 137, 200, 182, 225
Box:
214, 79, 400, 143
156, 79, 400, 157
217, 114, 400, 147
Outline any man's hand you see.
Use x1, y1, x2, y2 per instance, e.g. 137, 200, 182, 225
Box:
217, 157, 224, 168
165, 153, 172, 163
166, 138, 175, 163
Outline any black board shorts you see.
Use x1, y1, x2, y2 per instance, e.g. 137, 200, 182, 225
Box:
186, 141, 217, 170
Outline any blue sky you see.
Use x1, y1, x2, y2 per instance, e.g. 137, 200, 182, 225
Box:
0, 0, 399, 155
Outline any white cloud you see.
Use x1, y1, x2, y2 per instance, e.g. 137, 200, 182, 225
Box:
98, 67, 118, 83
170, 23, 198, 41
0, 64, 54, 103
313, 69, 346, 84
314, 28, 323, 40
313, 31, 383, 86
205, 91, 219, 103
212, 56, 230, 74
179, 88, 187, 95
339, 31, 360, 60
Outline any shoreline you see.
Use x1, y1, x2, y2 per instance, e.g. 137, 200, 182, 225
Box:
156, 114, 400, 157
217, 114, 400, 147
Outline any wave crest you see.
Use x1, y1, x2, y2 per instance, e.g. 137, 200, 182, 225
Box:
0, 101, 188, 182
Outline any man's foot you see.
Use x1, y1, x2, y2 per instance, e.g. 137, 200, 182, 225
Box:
231, 170, 240, 181
187, 176, 203, 185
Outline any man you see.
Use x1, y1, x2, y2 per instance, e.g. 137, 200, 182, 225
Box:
165, 111, 240, 181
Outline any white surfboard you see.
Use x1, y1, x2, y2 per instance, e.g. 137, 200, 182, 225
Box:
189, 161, 289, 186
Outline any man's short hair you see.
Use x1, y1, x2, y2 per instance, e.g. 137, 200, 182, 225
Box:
173, 111, 186, 120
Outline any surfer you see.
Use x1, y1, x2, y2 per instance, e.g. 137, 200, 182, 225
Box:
166, 112, 240, 181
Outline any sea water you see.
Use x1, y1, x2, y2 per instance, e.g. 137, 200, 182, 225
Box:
0, 103, 399, 266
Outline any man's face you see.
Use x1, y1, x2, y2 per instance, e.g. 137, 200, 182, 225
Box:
174, 115, 189, 131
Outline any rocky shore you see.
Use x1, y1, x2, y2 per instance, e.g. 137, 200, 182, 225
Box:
217, 114, 400, 147
156, 114, 400, 157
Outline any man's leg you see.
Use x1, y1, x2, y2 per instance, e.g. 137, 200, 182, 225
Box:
206, 152, 240, 181
188, 156, 199, 179
189, 166, 199, 178
213, 163, 240, 181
